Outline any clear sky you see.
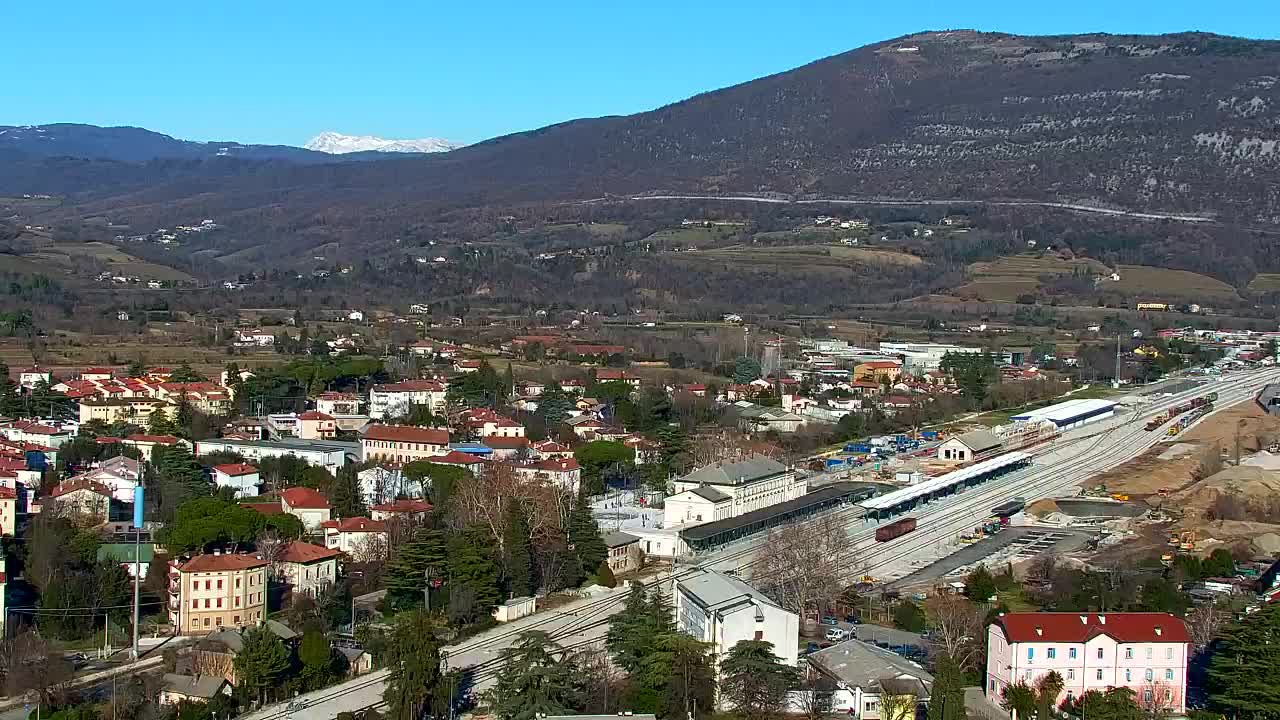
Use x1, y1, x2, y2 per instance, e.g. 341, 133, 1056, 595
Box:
5, 0, 1278, 147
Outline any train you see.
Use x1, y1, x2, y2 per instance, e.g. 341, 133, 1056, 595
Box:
990, 497, 1027, 518
1167, 403, 1214, 437
875, 517, 918, 542
1144, 392, 1219, 431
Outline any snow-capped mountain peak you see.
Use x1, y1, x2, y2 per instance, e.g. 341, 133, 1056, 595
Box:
303, 131, 461, 155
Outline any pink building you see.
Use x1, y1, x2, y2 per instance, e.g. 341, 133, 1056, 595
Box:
986, 612, 1189, 713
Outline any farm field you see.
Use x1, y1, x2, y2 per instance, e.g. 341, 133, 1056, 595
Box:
1114, 264, 1239, 301
667, 244, 922, 272
19, 241, 195, 282
544, 222, 629, 237
1247, 273, 1280, 293
642, 225, 741, 247
954, 254, 1111, 301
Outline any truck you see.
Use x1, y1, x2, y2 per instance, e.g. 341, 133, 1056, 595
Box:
875, 517, 918, 542
990, 498, 1026, 518
825, 458, 846, 470
920, 430, 940, 441
846, 443, 872, 453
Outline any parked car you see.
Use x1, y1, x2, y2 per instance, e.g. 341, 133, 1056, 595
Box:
820, 616, 839, 626
844, 614, 861, 625
806, 642, 821, 654
825, 628, 848, 641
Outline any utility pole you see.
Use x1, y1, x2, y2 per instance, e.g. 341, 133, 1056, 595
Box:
424, 567, 431, 612
130, 481, 144, 661
1112, 334, 1122, 389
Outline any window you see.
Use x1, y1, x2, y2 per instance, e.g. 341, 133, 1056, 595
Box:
236, 578, 241, 589
1096, 670, 1104, 681
1047, 648, 1056, 659
216, 598, 223, 608
1145, 669, 1153, 682
1166, 647, 1174, 660
1143, 690, 1153, 703
235, 597, 240, 607
215, 617, 223, 626
191, 619, 199, 627
1124, 669, 1131, 682
1165, 669, 1174, 681
203, 618, 210, 627
205, 580, 211, 590
1164, 689, 1173, 702
1024, 669, 1032, 681
865, 702, 878, 713
204, 599, 210, 609
1067, 669, 1074, 680
191, 600, 198, 609
1069, 648, 1077, 660
1146, 647, 1153, 660
754, 631, 763, 641
1066, 693, 1074, 705
1097, 648, 1104, 660
990, 681, 996, 693
1125, 648, 1133, 659
217, 579, 223, 589
192, 580, 198, 591
1027, 647, 1034, 661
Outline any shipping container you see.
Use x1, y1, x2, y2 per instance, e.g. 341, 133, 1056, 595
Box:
875, 517, 918, 542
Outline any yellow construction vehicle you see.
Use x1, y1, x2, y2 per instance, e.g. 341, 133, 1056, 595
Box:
1111, 493, 1130, 501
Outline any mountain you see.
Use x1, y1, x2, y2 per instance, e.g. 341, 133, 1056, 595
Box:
3, 30, 1280, 271
303, 131, 462, 154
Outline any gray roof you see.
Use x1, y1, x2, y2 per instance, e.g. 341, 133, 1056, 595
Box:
680, 455, 788, 487
205, 620, 298, 652
952, 429, 1002, 453
808, 639, 933, 697
737, 404, 803, 422
689, 486, 732, 503
161, 673, 227, 699
201, 437, 360, 453
677, 568, 786, 620
602, 531, 641, 548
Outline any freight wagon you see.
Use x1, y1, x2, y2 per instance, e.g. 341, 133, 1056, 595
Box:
875, 517, 918, 542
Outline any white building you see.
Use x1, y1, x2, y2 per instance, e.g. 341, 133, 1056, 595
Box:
278, 541, 341, 598
368, 380, 447, 419
235, 329, 275, 347
879, 342, 983, 374
194, 438, 357, 474
665, 455, 806, 528
211, 464, 261, 498
936, 429, 1003, 463
674, 568, 799, 705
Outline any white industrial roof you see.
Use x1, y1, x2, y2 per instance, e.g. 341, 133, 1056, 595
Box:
859, 451, 1029, 510
1010, 398, 1116, 424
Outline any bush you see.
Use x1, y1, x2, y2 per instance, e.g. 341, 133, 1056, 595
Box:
596, 560, 618, 588
893, 601, 926, 632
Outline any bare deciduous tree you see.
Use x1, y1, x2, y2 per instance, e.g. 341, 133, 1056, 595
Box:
1184, 602, 1229, 652
795, 676, 838, 720
878, 690, 918, 720
255, 528, 288, 580
2, 631, 74, 706
1136, 681, 1178, 720
924, 594, 983, 671
350, 533, 389, 563
751, 513, 858, 626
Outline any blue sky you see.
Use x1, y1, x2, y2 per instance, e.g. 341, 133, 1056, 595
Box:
5, 1, 1278, 147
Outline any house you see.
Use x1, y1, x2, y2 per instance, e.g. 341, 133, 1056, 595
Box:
322, 517, 389, 558
235, 329, 276, 347
361, 425, 450, 464
669, 455, 806, 523
623, 436, 662, 465
0, 420, 71, 449
357, 465, 407, 507
532, 439, 574, 459
480, 435, 530, 460
72, 456, 144, 502
664, 485, 733, 527
674, 568, 799, 703
369, 498, 432, 522
211, 464, 261, 499
0, 486, 16, 534
122, 434, 187, 461
297, 411, 337, 440
158, 674, 230, 705
854, 361, 902, 383
457, 408, 526, 438
409, 340, 435, 357
559, 378, 586, 395
315, 392, 361, 416
368, 380, 448, 419
280, 487, 333, 530
803, 639, 933, 718
339, 647, 375, 676
734, 403, 805, 434
156, 382, 232, 415
565, 415, 607, 439
48, 479, 113, 524
603, 531, 643, 574
195, 438, 356, 474
937, 430, 1003, 462
278, 541, 341, 598
168, 552, 268, 634
986, 612, 1189, 713
594, 368, 641, 387
79, 397, 169, 425
426, 450, 487, 474
193, 621, 299, 685
17, 367, 52, 389
514, 457, 582, 493
348, 310, 365, 322
453, 359, 482, 374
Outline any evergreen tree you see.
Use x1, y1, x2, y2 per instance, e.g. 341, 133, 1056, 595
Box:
328, 465, 366, 518
641, 633, 715, 720
299, 629, 334, 690
0, 361, 21, 418
595, 560, 617, 588
233, 626, 290, 705
175, 396, 195, 437
382, 610, 443, 720
928, 655, 967, 720
1001, 683, 1037, 720
1208, 601, 1280, 718
447, 527, 501, 624
567, 494, 606, 584
488, 631, 574, 720
536, 385, 574, 426
148, 407, 178, 435
126, 358, 147, 378
733, 356, 763, 384
503, 505, 534, 598
718, 640, 800, 720
965, 565, 998, 601
169, 362, 205, 383
607, 582, 655, 672
384, 528, 448, 609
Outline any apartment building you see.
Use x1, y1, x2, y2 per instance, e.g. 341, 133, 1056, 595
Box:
278, 541, 341, 598
78, 397, 169, 425
986, 612, 1190, 713
368, 380, 447, 419
361, 425, 450, 464
168, 552, 268, 634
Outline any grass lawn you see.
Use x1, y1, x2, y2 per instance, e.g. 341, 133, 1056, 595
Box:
996, 588, 1039, 612
968, 385, 1126, 427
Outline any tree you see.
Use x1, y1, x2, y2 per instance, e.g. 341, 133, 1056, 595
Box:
924, 596, 983, 672
157, 496, 267, 554
299, 629, 334, 690
148, 407, 178, 435
233, 625, 290, 705
125, 358, 147, 377
1185, 601, 1230, 653
1202, 548, 1236, 578
1136, 682, 1178, 720
751, 514, 856, 628
382, 610, 443, 720
1066, 688, 1143, 720
446, 527, 501, 624
1002, 682, 1037, 720
927, 655, 967, 720
403, 461, 467, 509
329, 464, 366, 518
1138, 577, 1190, 616
169, 363, 205, 383
574, 440, 635, 495
892, 601, 926, 633
1035, 671, 1065, 720
1207, 602, 1280, 718
536, 385, 575, 426
488, 632, 575, 720
734, 356, 763, 384
2, 630, 74, 706
640, 633, 716, 720
718, 640, 801, 720
595, 560, 617, 588
566, 494, 606, 585
879, 690, 918, 720
384, 528, 448, 609
606, 581, 674, 673
965, 565, 998, 602
503, 505, 534, 597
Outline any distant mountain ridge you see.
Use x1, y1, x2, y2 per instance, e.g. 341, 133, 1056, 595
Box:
304, 131, 461, 154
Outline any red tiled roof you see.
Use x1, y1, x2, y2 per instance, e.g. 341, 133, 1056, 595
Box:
429, 450, 485, 465
369, 498, 432, 514
0, 486, 16, 499
594, 369, 628, 379
298, 411, 335, 421
240, 501, 283, 515
524, 457, 580, 473
993, 612, 1189, 644
178, 553, 268, 572
50, 478, 113, 498
481, 436, 529, 450
363, 424, 450, 445
213, 463, 258, 477
281, 486, 331, 510
321, 517, 387, 533
96, 437, 124, 444
279, 541, 341, 564
125, 434, 182, 445
371, 380, 446, 393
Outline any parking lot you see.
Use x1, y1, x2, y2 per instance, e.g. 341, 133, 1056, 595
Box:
886, 526, 1096, 589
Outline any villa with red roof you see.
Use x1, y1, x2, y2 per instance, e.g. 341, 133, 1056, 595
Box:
425, 450, 486, 474
278, 541, 341, 598
369, 498, 432, 522
49, 478, 113, 524
168, 552, 268, 633
296, 411, 337, 440
212, 464, 261, 499
361, 424, 450, 464
280, 487, 332, 530
986, 612, 1190, 712
322, 517, 389, 557
515, 457, 582, 494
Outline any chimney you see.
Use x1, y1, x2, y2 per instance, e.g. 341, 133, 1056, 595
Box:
1035, 626, 1043, 637
1099, 614, 1106, 625
213, 548, 221, 556
1080, 615, 1088, 624
1155, 625, 1162, 636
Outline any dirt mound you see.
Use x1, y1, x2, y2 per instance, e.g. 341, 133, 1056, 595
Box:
1182, 401, 1280, 449
1171, 465, 1280, 524
1026, 499, 1060, 516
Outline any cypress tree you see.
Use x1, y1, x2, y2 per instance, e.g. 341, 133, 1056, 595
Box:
567, 494, 606, 584
503, 505, 534, 597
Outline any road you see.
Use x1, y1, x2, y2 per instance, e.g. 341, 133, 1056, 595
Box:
248, 368, 1277, 720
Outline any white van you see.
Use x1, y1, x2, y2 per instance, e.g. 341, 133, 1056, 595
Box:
824, 627, 848, 641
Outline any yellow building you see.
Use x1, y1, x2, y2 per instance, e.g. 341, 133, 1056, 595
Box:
79, 397, 169, 425
168, 553, 268, 634
853, 361, 903, 383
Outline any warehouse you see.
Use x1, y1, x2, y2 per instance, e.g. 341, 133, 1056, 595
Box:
1010, 398, 1117, 430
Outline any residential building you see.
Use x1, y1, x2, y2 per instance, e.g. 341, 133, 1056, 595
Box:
985, 612, 1190, 713
297, 411, 338, 440
565, 415, 607, 439
78, 397, 169, 425
669, 455, 806, 523
234, 329, 276, 347
594, 368, 641, 387
603, 531, 643, 574
357, 465, 408, 506
211, 464, 261, 498
369, 380, 447, 419
322, 517, 389, 557
122, 434, 187, 461
803, 640, 933, 718
48, 479, 112, 524
17, 367, 52, 389
532, 439, 573, 459
0, 420, 71, 449
664, 485, 733, 526
733, 403, 805, 434
457, 408, 526, 438
514, 457, 582, 493
156, 382, 232, 415
279, 487, 333, 530
674, 568, 799, 704
853, 361, 903, 383
481, 435, 530, 460
315, 392, 361, 416
278, 541, 341, 598
361, 425, 450, 464
72, 456, 144, 502
937, 429, 1003, 462
369, 498, 432, 522
194, 438, 357, 474
168, 552, 268, 634
425, 450, 487, 474
159, 674, 230, 705
879, 342, 983, 374
0, 486, 15, 535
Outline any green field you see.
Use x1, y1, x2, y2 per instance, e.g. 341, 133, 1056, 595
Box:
643, 226, 741, 247
667, 244, 922, 272
955, 254, 1239, 303
18, 241, 195, 282
1115, 264, 1239, 301
544, 222, 629, 237
1247, 273, 1280, 292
